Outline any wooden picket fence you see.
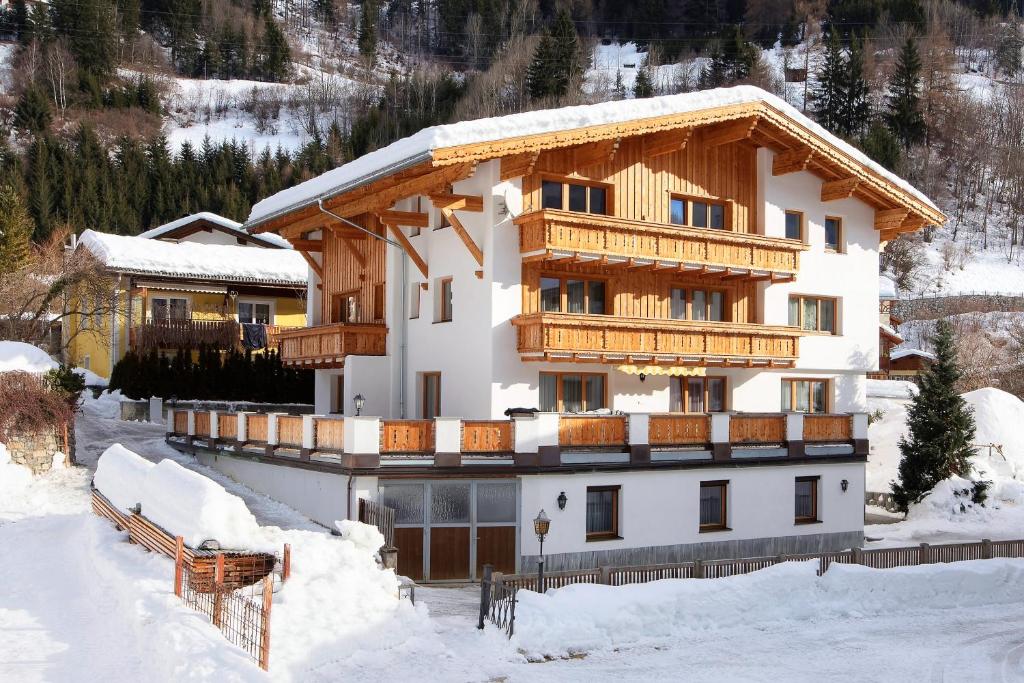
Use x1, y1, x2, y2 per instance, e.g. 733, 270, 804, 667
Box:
480, 537, 1023, 637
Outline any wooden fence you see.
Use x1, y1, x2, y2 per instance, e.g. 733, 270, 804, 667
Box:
358, 498, 396, 549
381, 420, 435, 453
729, 414, 786, 444
558, 416, 627, 447
276, 415, 304, 448
462, 421, 514, 452
648, 414, 710, 446
481, 538, 1023, 637
314, 418, 345, 450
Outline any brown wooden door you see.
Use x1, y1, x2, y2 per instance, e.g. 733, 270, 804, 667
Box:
476, 526, 516, 576
429, 527, 471, 580
394, 527, 424, 581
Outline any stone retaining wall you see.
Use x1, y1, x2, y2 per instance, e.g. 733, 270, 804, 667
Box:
6, 426, 69, 474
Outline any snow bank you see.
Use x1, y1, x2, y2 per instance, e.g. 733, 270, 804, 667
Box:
867, 379, 918, 400
0, 442, 92, 522
75, 367, 109, 386
78, 229, 308, 285
962, 387, 1024, 481
94, 445, 261, 548
0, 341, 57, 373
93, 443, 155, 512
248, 85, 937, 225
140, 459, 261, 548
512, 559, 1024, 658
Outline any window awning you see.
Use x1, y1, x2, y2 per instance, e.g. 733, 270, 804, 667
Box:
134, 281, 229, 294
616, 365, 706, 377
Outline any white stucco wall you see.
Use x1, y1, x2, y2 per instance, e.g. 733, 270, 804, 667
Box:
519, 461, 865, 557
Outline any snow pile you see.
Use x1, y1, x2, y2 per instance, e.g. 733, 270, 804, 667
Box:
85, 389, 126, 420
0, 442, 91, 522
0, 341, 57, 373
75, 366, 109, 386
961, 388, 1024, 481
905, 475, 987, 523
867, 379, 918, 401
93, 443, 155, 512
512, 559, 1024, 659
94, 445, 260, 548
78, 229, 308, 285
248, 85, 937, 225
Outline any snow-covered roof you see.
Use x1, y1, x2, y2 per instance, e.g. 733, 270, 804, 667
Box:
879, 275, 898, 300
78, 230, 308, 286
879, 322, 903, 342
247, 85, 940, 227
139, 212, 292, 249
891, 348, 937, 361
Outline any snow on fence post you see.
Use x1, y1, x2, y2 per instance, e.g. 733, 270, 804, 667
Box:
149, 397, 163, 424
174, 536, 184, 597
983, 538, 993, 559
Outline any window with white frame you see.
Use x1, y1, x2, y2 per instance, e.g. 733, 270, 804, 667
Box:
237, 301, 271, 324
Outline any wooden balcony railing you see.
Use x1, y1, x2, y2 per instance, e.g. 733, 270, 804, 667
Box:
517, 209, 805, 276
803, 414, 852, 442
218, 413, 238, 440
314, 418, 345, 450
730, 414, 787, 444
277, 415, 304, 447
512, 313, 800, 365
462, 421, 514, 452
649, 414, 711, 446
381, 420, 435, 453
247, 413, 268, 442
278, 323, 387, 368
132, 319, 240, 352
558, 416, 628, 447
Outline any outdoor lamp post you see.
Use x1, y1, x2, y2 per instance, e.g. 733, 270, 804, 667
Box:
353, 393, 366, 416
533, 509, 551, 593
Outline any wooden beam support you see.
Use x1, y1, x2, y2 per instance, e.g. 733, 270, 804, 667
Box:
772, 146, 813, 175
820, 177, 860, 202
900, 214, 928, 232
385, 223, 429, 278
289, 238, 323, 252
429, 193, 484, 212
500, 151, 540, 181
299, 251, 323, 280
441, 207, 484, 267
341, 237, 367, 268
326, 162, 475, 219
576, 138, 621, 168
703, 116, 759, 147
874, 208, 910, 231
376, 210, 429, 227
643, 128, 692, 158
879, 228, 901, 242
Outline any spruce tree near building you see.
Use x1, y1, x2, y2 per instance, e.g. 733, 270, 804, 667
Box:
811, 29, 845, 134
633, 66, 655, 98
892, 320, 977, 513
886, 37, 925, 151
527, 11, 582, 100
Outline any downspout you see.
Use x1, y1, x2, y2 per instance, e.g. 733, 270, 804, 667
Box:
316, 200, 408, 419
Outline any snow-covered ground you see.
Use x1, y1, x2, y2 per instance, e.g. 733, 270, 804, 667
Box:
4, 392, 1024, 680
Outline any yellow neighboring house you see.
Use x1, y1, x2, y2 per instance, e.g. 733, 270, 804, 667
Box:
66, 212, 309, 379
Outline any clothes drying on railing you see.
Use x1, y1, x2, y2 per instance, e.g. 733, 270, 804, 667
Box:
242, 323, 268, 350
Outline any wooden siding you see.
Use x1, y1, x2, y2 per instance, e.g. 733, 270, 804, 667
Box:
174, 410, 188, 434
320, 214, 387, 324
513, 313, 799, 362
522, 131, 759, 232
648, 414, 711, 446
314, 418, 345, 450
518, 210, 803, 274
803, 414, 852, 442
247, 413, 268, 442
558, 416, 628, 447
277, 415, 304, 447
522, 261, 758, 323
218, 413, 238, 440
194, 411, 211, 437
278, 323, 387, 367
729, 415, 786, 444
381, 420, 435, 453
462, 421, 514, 452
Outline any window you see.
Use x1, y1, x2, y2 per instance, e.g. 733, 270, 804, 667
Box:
669, 288, 726, 322
332, 291, 360, 323
586, 486, 620, 540
670, 195, 726, 230
670, 376, 726, 413
238, 301, 271, 324
785, 211, 804, 241
540, 179, 609, 215
409, 283, 420, 319
373, 283, 385, 321
436, 277, 453, 322
539, 372, 606, 412
539, 276, 606, 315
795, 476, 819, 523
824, 217, 842, 252
781, 379, 829, 413
699, 481, 728, 531
422, 372, 441, 418
151, 297, 188, 321
788, 295, 836, 334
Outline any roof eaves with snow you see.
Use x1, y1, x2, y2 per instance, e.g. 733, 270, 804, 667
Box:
245, 85, 945, 235
139, 211, 292, 249
891, 348, 937, 361
879, 323, 903, 343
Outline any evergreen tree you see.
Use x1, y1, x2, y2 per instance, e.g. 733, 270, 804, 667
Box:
839, 34, 871, 138
0, 184, 33, 273
26, 138, 53, 240
633, 66, 655, 98
892, 320, 977, 512
995, 19, 1023, 77
613, 70, 627, 99
259, 16, 291, 81
811, 29, 845, 133
860, 121, 901, 171
527, 30, 557, 99
50, 0, 118, 78
357, 0, 378, 57
13, 87, 52, 136
885, 37, 925, 150
549, 10, 582, 96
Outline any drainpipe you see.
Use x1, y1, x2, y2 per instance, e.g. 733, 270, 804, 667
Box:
316, 200, 408, 419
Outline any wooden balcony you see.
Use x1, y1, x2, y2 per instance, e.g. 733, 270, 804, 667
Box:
516, 209, 805, 279
511, 312, 800, 366
277, 323, 387, 368
131, 319, 239, 351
